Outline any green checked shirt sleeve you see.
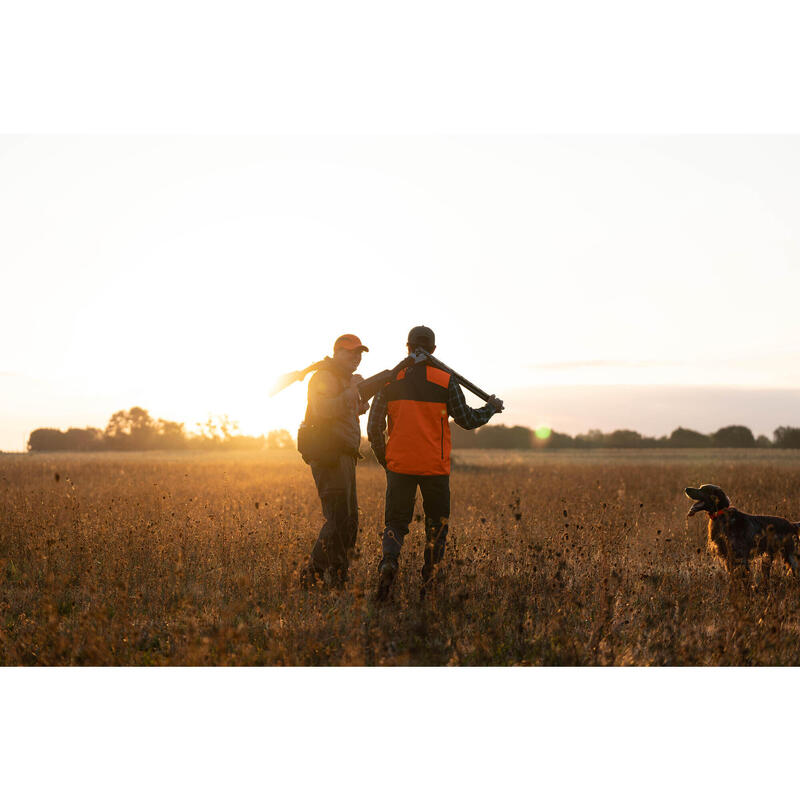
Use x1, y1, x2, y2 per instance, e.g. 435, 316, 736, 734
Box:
447, 377, 496, 430
367, 388, 388, 466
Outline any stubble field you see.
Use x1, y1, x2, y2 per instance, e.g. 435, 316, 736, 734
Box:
3, 449, 800, 666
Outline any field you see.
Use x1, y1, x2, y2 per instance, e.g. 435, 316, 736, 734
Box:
3, 449, 800, 665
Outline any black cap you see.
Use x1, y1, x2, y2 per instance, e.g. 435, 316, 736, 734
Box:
407, 325, 435, 350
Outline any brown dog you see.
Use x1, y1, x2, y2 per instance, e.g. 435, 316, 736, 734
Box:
685, 484, 800, 576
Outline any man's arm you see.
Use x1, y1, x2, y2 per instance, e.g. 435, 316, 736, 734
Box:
447, 377, 498, 430
351, 374, 370, 416
367, 388, 388, 466
307, 371, 358, 420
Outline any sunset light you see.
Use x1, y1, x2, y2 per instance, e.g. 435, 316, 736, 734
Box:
3, 136, 800, 450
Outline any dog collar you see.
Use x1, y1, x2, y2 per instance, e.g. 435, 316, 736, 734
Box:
709, 507, 734, 520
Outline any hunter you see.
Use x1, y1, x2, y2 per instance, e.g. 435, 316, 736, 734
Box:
299, 333, 370, 588
367, 325, 503, 600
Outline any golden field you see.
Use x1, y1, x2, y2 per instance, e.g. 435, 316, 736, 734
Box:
3, 449, 800, 666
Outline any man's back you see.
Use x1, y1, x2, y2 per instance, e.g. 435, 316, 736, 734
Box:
381, 363, 451, 476
368, 356, 497, 475
367, 326, 502, 600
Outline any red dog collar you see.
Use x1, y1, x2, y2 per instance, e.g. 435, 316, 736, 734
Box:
709, 507, 734, 520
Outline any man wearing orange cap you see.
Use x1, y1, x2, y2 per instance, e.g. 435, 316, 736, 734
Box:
299, 334, 370, 588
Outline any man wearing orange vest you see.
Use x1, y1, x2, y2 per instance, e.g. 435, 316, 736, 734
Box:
367, 326, 503, 600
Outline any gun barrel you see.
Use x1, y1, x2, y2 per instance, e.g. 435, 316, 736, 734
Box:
356, 356, 415, 402
356, 370, 392, 402
269, 360, 327, 397
434, 359, 492, 402
415, 349, 503, 409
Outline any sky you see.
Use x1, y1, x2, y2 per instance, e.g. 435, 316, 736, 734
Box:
2, 135, 800, 451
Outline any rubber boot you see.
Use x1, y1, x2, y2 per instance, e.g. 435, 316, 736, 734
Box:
376, 556, 397, 602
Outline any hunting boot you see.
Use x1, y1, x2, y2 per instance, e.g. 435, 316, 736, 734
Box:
420, 564, 447, 599
327, 564, 348, 589
299, 561, 324, 590
376, 556, 398, 601
421, 516, 447, 597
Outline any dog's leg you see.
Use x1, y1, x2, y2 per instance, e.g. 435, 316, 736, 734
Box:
732, 559, 751, 587
729, 555, 748, 574
762, 556, 772, 582
787, 552, 800, 578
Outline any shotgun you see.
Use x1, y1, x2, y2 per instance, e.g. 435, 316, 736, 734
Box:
269, 360, 327, 397
270, 357, 414, 400
355, 356, 415, 402
411, 347, 504, 411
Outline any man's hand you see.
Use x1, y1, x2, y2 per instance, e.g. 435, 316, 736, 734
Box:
487, 395, 505, 413
350, 375, 370, 414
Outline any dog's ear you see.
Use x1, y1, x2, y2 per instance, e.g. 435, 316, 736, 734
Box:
707, 486, 730, 510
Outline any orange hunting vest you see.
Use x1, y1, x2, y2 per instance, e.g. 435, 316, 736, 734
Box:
384, 364, 451, 476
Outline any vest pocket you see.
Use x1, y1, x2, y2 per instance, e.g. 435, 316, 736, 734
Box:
440, 418, 444, 460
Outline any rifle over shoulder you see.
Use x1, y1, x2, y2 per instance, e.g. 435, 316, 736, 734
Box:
356, 356, 415, 402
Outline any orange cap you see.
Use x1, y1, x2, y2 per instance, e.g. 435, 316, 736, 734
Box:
334, 333, 369, 352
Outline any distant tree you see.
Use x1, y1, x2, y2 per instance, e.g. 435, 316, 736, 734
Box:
157, 419, 187, 449
28, 412, 270, 452
756, 435, 772, 448
28, 426, 102, 452
576, 429, 605, 448
266, 429, 294, 449
606, 429, 644, 448
28, 428, 66, 452
104, 406, 159, 450
63, 427, 103, 451
549, 431, 576, 448
535, 430, 575, 449
216, 415, 239, 441
195, 414, 240, 445
774, 426, 800, 448
668, 427, 710, 448
475, 425, 533, 449
449, 424, 479, 449
711, 425, 755, 448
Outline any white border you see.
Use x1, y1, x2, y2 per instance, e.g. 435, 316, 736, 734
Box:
1, 1, 799, 133
2, 2, 799, 795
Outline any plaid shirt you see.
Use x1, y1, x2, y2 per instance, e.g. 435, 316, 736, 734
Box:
367, 365, 496, 466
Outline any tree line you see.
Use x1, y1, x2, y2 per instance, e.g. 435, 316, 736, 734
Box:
23, 408, 800, 452
26, 407, 294, 452
450, 424, 800, 449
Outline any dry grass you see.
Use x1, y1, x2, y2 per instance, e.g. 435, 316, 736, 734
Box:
3, 449, 800, 665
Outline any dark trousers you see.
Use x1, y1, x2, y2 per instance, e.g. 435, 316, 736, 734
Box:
381, 470, 450, 581
309, 455, 358, 579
